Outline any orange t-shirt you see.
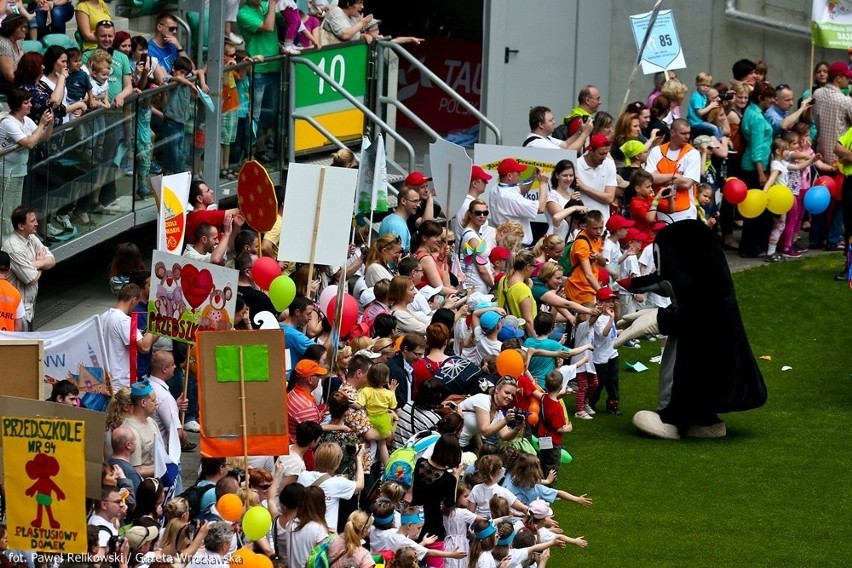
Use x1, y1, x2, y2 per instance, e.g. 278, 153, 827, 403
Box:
564, 231, 603, 304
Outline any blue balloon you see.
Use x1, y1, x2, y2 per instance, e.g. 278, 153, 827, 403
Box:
803, 186, 831, 214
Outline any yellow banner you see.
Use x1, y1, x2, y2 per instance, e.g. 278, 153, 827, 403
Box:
2, 417, 87, 554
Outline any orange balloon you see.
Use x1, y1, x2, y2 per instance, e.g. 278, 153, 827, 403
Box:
496, 350, 525, 378
230, 548, 257, 568
527, 397, 540, 427
255, 555, 273, 568
217, 493, 244, 523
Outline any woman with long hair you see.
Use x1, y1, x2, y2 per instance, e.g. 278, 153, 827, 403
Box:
457, 199, 493, 294
394, 378, 445, 448
413, 220, 457, 295
108, 242, 146, 294
545, 160, 587, 242
325, 510, 374, 567
132, 477, 164, 525
644, 94, 671, 142
458, 376, 523, 451
388, 275, 431, 334
297, 443, 365, 532
611, 111, 642, 167
738, 81, 776, 257
496, 250, 537, 337
530, 234, 564, 278
283, 485, 330, 568
364, 234, 402, 287
531, 261, 594, 326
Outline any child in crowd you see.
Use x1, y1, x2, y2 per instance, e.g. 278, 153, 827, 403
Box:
527, 499, 588, 548
627, 169, 664, 234
686, 71, 723, 139
489, 247, 510, 287
161, 56, 200, 175
379, 480, 405, 528
618, 228, 646, 325
525, 312, 592, 390
443, 482, 481, 568
472, 310, 505, 364
639, 222, 670, 364
357, 362, 397, 468
468, 518, 500, 568
504, 449, 592, 509
370, 501, 466, 563
536, 371, 575, 482
696, 183, 718, 228
763, 137, 820, 262
602, 214, 633, 282
65, 48, 93, 114
220, 40, 242, 181
588, 287, 621, 416
571, 303, 599, 419
392, 547, 420, 568
468, 455, 529, 518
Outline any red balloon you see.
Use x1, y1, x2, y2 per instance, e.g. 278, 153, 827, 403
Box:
326, 293, 360, 337
830, 174, 843, 201
251, 257, 282, 291
814, 175, 836, 197
723, 178, 748, 204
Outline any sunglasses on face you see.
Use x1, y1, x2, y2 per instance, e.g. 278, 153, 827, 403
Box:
473, 210, 489, 217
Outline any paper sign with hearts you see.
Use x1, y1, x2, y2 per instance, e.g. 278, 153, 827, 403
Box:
181, 264, 215, 311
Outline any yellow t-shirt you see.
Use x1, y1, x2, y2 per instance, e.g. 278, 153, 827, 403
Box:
75, 0, 112, 51
497, 278, 537, 322
357, 386, 397, 416
837, 126, 852, 175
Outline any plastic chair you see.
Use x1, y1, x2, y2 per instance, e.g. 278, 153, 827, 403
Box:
129, 0, 171, 16
186, 11, 209, 49
41, 34, 77, 50
22, 40, 45, 54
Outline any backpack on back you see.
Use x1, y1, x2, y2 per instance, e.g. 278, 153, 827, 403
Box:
305, 535, 340, 568
558, 234, 591, 276
178, 480, 215, 520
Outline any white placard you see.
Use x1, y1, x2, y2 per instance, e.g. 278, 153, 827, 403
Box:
156, 172, 191, 254
428, 139, 473, 226
629, 9, 686, 75
278, 163, 359, 266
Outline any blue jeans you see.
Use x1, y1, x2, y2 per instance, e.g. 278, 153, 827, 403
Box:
251, 72, 280, 129
30, 3, 75, 35
160, 117, 187, 174
691, 120, 723, 140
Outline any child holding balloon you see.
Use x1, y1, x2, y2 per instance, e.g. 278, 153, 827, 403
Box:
763, 138, 821, 262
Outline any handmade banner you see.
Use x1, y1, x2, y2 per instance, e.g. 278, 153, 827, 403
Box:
237, 161, 278, 232
197, 329, 288, 457
278, 164, 359, 266
147, 251, 239, 344
429, 138, 473, 228
812, 0, 852, 48
0, 397, 103, 498
0, 316, 112, 402
357, 135, 389, 214
156, 172, 191, 254
628, 9, 686, 74
2, 414, 87, 554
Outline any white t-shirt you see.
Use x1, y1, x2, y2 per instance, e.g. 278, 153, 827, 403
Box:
149, 375, 181, 460
638, 244, 670, 308
576, 156, 617, 224
275, 446, 306, 483
296, 471, 357, 530
454, 194, 476, 235
475, 551, 498, 568
88, 514, 117, 548
469, 482, 517, 517
592, 314, 618, 364
770, 159, 790, 188
459, 393, 499, 448
545, 190, 572, 241
603, 237, 621, 275
100, 307, 142, 388
183, 245, 212, 263
571, 321, 595, 373
474, 327, 501, 365
489, 183, 539, 245
369, 527, 428, 560
284, 519, 328, 568
0, 115, 37, 176
522, 133, 564, 149
458, 228, 492, 294
644, 144, 701, 222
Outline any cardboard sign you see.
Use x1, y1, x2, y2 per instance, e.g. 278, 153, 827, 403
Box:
237, 160, 278, 232
197, 330, 288, 457
0, 316, 112, 401
2, 416, 87, 554
147, 251, 240, 344
629, 9, 686, 74
0, 396, 105, 500
429, 139, 473, 227
156, 172, 191, 254
278, 164, 358, 266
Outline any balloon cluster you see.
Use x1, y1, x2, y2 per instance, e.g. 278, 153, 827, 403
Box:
318, 285, 360, 337
216, 494, 275, 568
250, 258, 298, 311
722, 177, 795, 218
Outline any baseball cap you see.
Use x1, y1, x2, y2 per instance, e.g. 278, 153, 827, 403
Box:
418, 285, 442, 300
354, 349, 381, 360
405, 171, 432, 186
605, 214, 634, 232
528, 499, 554, 520
131, 379, 152, 398
125, 525, 158, 550
497, 324, 525, 341
828, 61, 852, 79
620, 140, 646, 166
615, 175, 630, 189
489, 247, 510, 263
294, 359, 328, 378
479, 311, 503, 333
467, 292, 495, 310
589, 134, 611, 149
625, 227, 647, 243
497, 158, 526, 176
471, 165, 493, 182
0, 251, 10, 270
595, 287, 615, 301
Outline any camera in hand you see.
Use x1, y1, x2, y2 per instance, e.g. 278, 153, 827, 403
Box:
719, 91, 734, 102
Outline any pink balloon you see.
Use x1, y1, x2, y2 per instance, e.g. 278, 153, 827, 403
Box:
251, 257, 281, 291
327, 293, 359, 337
318, 285, 339, 316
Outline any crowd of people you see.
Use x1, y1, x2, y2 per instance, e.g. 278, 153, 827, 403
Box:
0, 3, 851, 567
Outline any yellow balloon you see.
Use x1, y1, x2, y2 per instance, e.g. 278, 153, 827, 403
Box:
738, 189, 768, 219
766, 184, 794, 215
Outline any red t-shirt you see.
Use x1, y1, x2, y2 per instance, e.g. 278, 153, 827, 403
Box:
538, 395, 568, 446
412, 356, 445, 399
629, 195, 654, 234
186, 209, 227, 244
513, 374, 539, 414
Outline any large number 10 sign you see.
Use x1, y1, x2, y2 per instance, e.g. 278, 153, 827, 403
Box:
293, 42, 369, 153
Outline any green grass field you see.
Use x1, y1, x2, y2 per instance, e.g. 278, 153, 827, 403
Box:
549, 254, 852, 567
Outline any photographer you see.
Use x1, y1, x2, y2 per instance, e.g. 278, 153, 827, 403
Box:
458, 376, 524, 452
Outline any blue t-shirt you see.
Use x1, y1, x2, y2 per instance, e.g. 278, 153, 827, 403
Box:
378, 213, 411, 252
686, 90, 707, 126
66, 70, 92, 103
524, 336, 570, 387
280, 323, 315, 377
147, 39, 180, 74
502, 473, 558, 506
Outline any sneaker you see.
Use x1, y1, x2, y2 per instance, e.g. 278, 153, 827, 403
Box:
184, 420, 201, 433
584, 403, 596, 416
625, 339, 641, 348
781, 247, 802, 259
566, 379, 578, 392
149, 161, 163, 175
281, 44, 302, 55
793, 242, 809, 253
73, 211, 90, 224
764, 253, 783, 263
606, 406, 623, 416
227, 32, 244, 45
574, 411, 593, 420
650, 354, 663, 364
181, 441, 198, 452
90, 203, 106, 214
55, 214, 73, 231
47, 223, 64, 238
